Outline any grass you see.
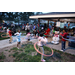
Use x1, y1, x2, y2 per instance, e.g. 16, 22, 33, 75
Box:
0, 52, 5, 60
7, 42, 75, 62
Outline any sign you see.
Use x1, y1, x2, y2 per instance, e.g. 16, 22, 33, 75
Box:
56, 22, 60, 27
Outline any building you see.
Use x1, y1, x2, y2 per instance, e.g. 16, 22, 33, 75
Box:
29, 12, 75, 29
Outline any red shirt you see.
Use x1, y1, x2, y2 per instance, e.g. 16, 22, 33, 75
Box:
60, 32, 68, 41
9, 30, 12, 36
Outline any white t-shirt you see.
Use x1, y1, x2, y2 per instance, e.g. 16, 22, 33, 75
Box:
14, 32, 22, 42
25, 25, 30, 30
38, 36, 48, 46
7, 29, 9, 33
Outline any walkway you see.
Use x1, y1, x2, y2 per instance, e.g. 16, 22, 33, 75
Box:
0, 36, 75, 55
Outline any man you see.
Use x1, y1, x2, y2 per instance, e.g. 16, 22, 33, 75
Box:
60, 29, 68, 51
33, 24, 37, 38
25, 23, 30, 34
9, 28, 13, 43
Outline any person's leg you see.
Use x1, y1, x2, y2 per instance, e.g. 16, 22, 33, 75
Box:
36, 46, 40, 55
17, 42, 19, 48
40, 47, 44, 61
26, 30, 27, 34
63, 41, 66, 50
17, 42, 20, 49
61, 41, 64, 50
9, 36, 12, 43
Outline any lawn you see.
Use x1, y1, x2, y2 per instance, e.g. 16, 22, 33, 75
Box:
0, 42, 75, 62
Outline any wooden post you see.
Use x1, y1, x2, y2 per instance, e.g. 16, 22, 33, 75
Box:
38, 19, 40, 25
48, 20, 49, 27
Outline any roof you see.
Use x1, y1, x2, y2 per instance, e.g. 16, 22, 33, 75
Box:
29, 12, 75, 22
46, 12, 75, 14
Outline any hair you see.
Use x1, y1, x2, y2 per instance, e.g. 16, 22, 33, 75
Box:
40, 33, 43, 37
9, 28, 12, 30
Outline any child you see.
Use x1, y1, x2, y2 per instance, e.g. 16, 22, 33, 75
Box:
6, 27, 9, 36
14, 30, 22, 49
37, 33, 48, 62
9, 28, 13, 44
26, 32, 31, 41
60, 29, 68, 51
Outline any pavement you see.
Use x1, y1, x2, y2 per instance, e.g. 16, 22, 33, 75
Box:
0, 36, 75, 55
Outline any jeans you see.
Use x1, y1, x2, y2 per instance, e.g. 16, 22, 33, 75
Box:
61, 41, 66, 50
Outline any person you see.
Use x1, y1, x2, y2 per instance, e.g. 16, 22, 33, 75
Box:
26, 32, 31, 41
25, 23, 30, 34
12, 26, 16, 36
49, 24, 52, 30
33, 24, 37, 38
14, 30, 22, 49
6, 27, 9, 36
52, 27, 55, 36
37, 33, 48, 62
44, 23, 47, 30
9, 28, 13, 44
60, 29, 68, 51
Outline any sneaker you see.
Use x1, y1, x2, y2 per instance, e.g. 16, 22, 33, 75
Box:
41, 59, 46, 62
60, 50, 63, 52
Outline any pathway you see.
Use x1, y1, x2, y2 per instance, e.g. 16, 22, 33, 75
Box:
0, 36, 75, 55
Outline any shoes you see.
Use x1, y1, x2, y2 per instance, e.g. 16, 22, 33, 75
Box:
41, 59, 46, 62
60, 50, 63, 52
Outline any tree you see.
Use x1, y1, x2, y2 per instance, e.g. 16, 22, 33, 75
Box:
0, 12, 40, 24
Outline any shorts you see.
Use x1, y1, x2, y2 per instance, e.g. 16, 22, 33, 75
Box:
17, 39, 21, 42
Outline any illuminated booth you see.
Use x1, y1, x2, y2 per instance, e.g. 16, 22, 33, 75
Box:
29, 12, 75, 47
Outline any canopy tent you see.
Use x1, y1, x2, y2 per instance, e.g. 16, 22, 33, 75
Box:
29, 12, 75, 22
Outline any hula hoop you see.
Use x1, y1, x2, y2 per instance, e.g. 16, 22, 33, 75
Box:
34, 42, 53, 57
1, 33, 10, 38
62, 37, 75, 42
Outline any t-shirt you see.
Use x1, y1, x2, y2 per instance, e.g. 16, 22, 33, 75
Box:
15, 32, 22, 42
60, 32, 68, 41
9, 30, 12, 36
38, 36, 48, 46
7, 29, 9, 33
25, 25, 30, 30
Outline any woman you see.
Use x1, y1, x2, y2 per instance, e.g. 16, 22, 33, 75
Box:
25, 23, 30, 34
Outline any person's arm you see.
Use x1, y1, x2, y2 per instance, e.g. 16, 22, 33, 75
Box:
41, 38, 48, 44
60, 33, 65, 37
